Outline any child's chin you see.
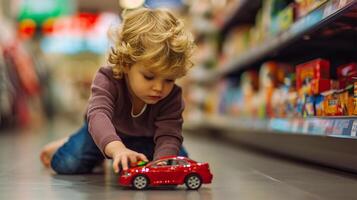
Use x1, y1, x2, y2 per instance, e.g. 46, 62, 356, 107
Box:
144, 99, 160, 104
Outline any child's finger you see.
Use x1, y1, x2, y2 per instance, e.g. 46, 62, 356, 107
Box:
121, 156, 129, 170
138, 153, 148, 162
129, 155, 137, 166
113, 156, 120, 173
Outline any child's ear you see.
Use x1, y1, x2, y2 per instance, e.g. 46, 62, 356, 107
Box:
123, 63, 130, 73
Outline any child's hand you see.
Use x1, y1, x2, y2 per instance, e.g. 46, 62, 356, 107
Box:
112, 148, 148, 173
104, 140, 148, 173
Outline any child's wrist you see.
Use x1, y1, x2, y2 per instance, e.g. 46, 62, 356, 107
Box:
104, 140, 126, 158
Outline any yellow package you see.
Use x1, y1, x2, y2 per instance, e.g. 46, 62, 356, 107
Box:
323, 90, 342, 116
338, 90, 349, 115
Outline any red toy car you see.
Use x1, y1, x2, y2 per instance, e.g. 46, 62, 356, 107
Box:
118, 156, 213, 190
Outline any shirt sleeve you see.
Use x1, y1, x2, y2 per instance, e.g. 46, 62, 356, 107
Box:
86, 68, 121, 157
153, 87, 184, 160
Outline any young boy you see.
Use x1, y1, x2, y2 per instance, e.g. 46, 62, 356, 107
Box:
40, 7, 195, 174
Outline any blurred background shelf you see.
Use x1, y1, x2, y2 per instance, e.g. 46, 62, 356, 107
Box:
185, 115, 357, 139
184, 115, 357, 173
197, 0, 357, 85
183, 0, 357, 173
186, 0, 357, 170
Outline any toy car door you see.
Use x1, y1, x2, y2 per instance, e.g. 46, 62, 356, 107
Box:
149, 159, 177, 184
166, 159, 187, 184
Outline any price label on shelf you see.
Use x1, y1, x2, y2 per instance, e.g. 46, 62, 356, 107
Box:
302, 120, 309, 134
291, 119, 299, 133
332, 119, 350, 136
324, 119, 335, 135
351, 120, 357, 137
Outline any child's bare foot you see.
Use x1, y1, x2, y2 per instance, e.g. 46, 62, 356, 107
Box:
40, 137, 69, 168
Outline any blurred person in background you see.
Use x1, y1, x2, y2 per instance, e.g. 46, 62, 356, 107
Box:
40, 7, 195, 174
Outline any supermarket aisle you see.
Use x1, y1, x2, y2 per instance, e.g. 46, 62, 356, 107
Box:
1, 120, 357, 200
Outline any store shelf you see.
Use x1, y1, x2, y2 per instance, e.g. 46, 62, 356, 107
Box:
219, 124, 357, 174
184, 115, 357, 173
185, 115, 357, 139
210, 0, 357, 81
186, 0, 357, 173
269, 117, 357, 138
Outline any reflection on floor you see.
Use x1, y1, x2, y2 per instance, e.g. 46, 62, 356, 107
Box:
1, 119, 357, 200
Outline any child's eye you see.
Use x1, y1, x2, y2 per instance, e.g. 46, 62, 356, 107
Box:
165, 79, 174, 83
143, 75, 154, 80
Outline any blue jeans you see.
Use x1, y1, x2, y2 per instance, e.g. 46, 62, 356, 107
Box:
51, 123, 189, 174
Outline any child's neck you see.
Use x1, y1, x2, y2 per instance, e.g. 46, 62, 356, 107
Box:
124, 76, 146, 115
131, 98, 146, 115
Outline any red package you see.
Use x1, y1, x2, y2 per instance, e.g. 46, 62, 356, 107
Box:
311, 79, 332, 95
296, 58, 330, 90
337, 63, 357, 78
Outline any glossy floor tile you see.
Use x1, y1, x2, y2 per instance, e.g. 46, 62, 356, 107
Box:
1, 119, 357, 200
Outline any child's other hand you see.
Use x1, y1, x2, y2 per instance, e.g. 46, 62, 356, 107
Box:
112, 148, 148, 173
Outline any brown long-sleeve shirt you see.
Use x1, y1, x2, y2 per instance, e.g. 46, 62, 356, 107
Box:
86, 66, 184, 160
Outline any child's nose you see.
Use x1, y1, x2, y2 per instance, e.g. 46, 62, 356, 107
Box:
152, 81, 163, 92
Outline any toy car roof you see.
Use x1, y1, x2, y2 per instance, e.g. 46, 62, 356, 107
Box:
154, 156, 196, 163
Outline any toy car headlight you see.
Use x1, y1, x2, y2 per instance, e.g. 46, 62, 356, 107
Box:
122, 171, 131, 177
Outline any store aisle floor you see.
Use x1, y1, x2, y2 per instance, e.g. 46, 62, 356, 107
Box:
1, 119, 357, 200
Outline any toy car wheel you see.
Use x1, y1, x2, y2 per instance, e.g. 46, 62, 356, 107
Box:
132, 175, 149, 190
185, 174, 202, 190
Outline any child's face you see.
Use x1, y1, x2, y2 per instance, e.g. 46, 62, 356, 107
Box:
124, 62, 176, 105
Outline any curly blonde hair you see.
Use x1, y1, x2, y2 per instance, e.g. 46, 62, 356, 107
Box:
108, 7, 195, 79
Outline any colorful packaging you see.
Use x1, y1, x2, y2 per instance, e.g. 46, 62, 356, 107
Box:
241, 71, 259, 117
323, 90, 343, 116
348, 94, 354, 116
315, 95, 325, 116
337, 63, 357, 78
354, 80, 357, 115
259, 61, 293, 118
341, 84, 355, 116
271, 3, 295, 34
295, 0, 328, 19
287, 90, 298, 117
311, 79, 331, 95
337, 63, 357, 91
259, 62, 279, 118
296, 93, 305, 117
296, 58, 330, 90
303, 95, 315, 116
273, 87, 290, 118
338, 90, 349, 115
300, 81, 313, 96
241, 71, 259, 91
223, 26, 252, 59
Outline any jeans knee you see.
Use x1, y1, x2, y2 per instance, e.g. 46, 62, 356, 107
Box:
51, 153, 86, 174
